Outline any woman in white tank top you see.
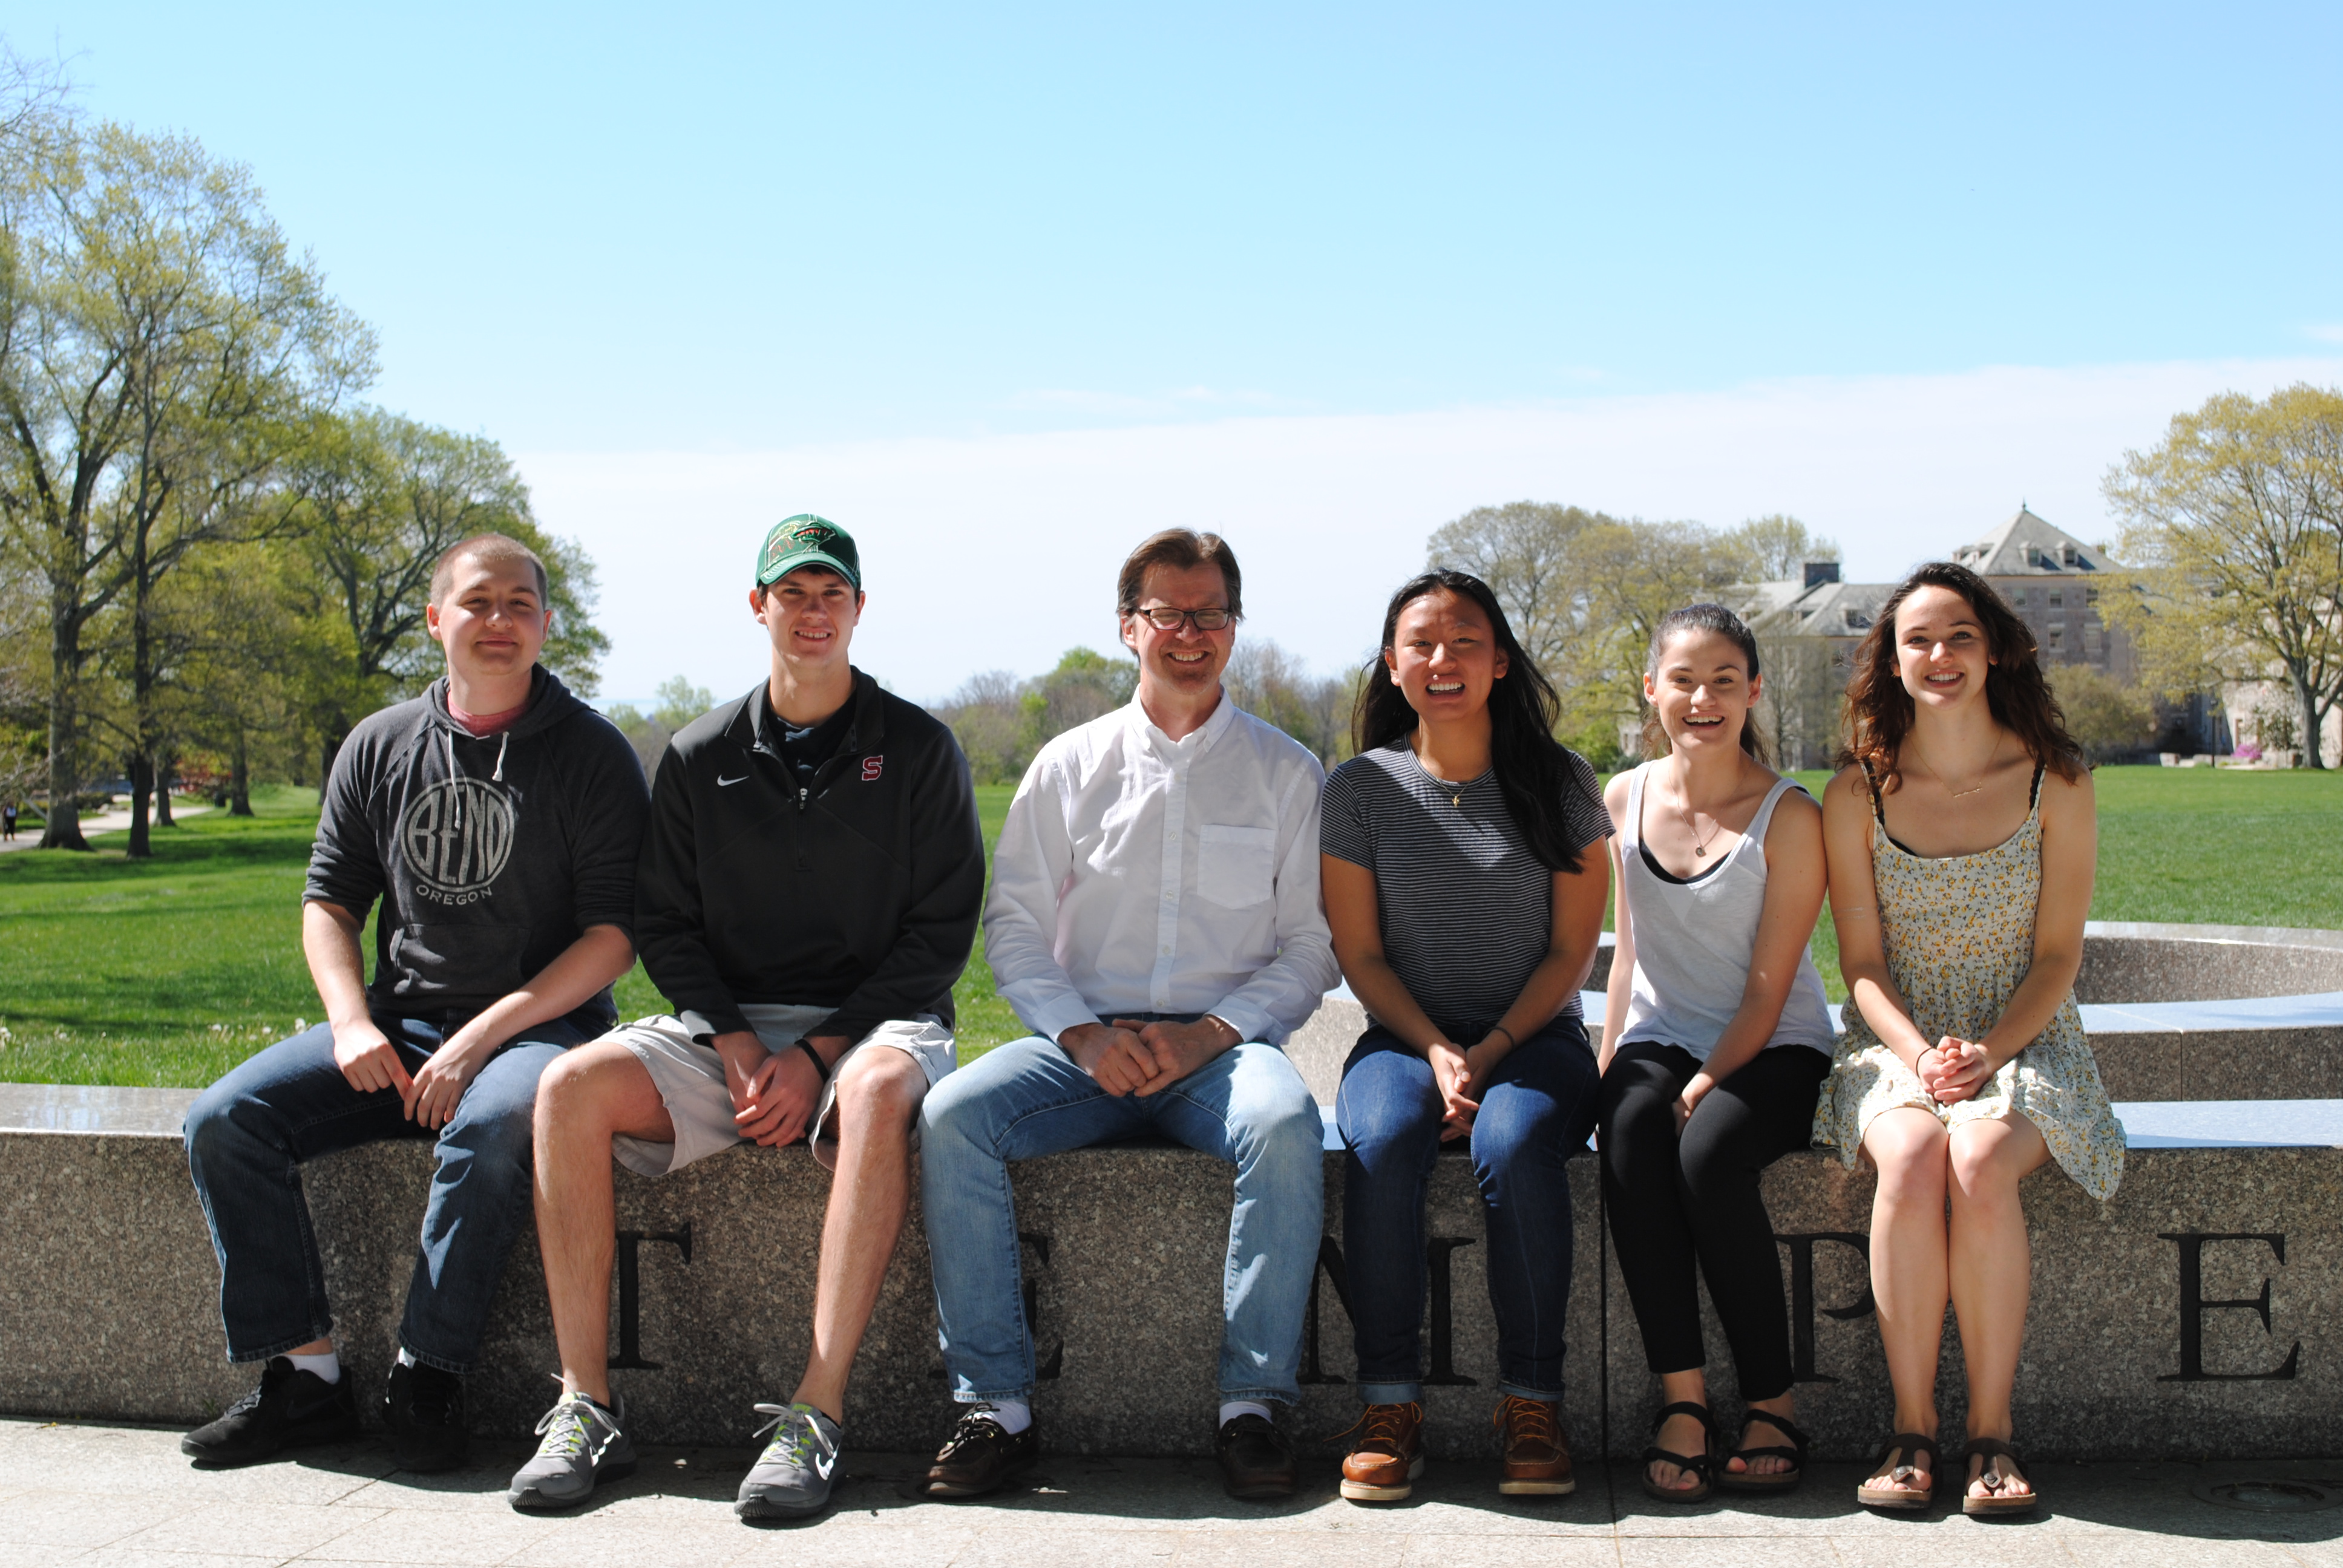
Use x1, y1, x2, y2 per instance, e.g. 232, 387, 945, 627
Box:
1596, 605, 1835, 1504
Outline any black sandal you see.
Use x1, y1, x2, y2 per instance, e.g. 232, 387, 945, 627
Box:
1856, 1431, 1939, 1510
1962, 1437, 2037, 1517
1639, 1400, 1715, 1503
1717, 1409, 1808, 1493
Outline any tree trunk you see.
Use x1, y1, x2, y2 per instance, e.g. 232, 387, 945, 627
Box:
126, 522, 156, 857
230, 727, 253, 816
127, 753, 154, 858
2300, 674, 2327, 770
155, 750, 176, 827
39, 587, 89, 852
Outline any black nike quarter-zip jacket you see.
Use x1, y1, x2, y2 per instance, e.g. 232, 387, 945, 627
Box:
632, 669, 986, 1044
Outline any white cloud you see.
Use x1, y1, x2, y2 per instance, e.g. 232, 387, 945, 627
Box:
520, 355, 2343, 706
2307, 324, 2343, 345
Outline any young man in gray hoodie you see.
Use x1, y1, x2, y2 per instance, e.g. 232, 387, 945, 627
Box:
182, 533, 650, 1472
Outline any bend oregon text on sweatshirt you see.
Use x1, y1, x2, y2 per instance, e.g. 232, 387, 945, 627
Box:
304, 667, 652, 1026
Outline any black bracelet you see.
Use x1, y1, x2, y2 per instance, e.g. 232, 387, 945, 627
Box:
793, 1038, 832, 1083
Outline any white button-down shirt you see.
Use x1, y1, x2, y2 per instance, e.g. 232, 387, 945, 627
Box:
984, 693, 1339, 1046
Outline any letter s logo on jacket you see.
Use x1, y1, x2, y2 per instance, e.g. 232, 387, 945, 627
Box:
861, 756, 884, 782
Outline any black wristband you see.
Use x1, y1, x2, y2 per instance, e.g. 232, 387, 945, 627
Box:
793, 1038, 832, 1082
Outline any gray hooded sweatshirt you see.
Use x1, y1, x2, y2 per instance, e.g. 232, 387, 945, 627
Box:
304, 666, 650, 1028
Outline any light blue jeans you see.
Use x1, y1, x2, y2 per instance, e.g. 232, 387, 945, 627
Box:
919, 1030, 1326, 1406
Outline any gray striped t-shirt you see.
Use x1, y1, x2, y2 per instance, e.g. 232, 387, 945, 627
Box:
1320, 740, 1610, 1042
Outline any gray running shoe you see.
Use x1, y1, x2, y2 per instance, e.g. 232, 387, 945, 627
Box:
507, 1391, 635, 1511
736, 1401, 844, 1520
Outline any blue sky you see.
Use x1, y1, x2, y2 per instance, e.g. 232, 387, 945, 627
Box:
24, 4, 2343, 697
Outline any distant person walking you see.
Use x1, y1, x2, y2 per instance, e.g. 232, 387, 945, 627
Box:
179, 534, 650, 1474
1323, 570, 1610, 1503
1, 803, 15, 841
1598, 604, 1835, 1503
1812, 561, 2119, 1518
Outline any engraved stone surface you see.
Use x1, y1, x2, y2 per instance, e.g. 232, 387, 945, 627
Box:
4, 1083, 2338, 1462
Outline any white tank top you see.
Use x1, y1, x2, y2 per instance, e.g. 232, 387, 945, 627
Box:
1615, 764, 1836, 1060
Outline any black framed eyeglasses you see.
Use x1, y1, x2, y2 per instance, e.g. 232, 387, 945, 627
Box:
1129, 606, 1237, 632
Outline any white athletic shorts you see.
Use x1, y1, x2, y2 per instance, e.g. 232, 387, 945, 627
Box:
603, 1003, 955, 1177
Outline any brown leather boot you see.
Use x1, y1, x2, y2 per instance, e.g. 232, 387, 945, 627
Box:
1339, 1402, 1425, 1502
1493, 1395, 1574, 1495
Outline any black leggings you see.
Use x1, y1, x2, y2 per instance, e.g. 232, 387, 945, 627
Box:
1598, 1041, 1829, 1402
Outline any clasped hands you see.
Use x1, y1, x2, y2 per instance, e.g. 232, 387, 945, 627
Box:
1060, 1016, 1237, 1097
1427, 1033, 1515, 1142
1916, 1035, 1991, 1104
332, 1018, 494, 1131
716, 1031, 850, 1146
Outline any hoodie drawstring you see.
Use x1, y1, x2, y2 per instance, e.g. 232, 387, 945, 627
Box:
493, 729, 509, 782
443, 730, 462, 831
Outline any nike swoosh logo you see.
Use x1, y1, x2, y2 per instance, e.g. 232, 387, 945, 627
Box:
717, 774, 749, 786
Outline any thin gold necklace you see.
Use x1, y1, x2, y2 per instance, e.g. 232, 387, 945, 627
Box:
1673, 757, 1746, 857
1915, 733, 2002, 800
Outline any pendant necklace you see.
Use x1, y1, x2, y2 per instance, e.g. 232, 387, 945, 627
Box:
1676, 757, 1742, 857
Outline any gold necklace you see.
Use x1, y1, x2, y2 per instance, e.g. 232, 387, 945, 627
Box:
1916, 734, 2003, 800
1673, 758, 1743, 857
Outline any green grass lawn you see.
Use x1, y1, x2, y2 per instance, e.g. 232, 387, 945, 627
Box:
1, 769, 2336, 1087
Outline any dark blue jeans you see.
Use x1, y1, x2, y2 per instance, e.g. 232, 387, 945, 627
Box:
183, 1010, 595, 1373
1335, 1017, 1601, 1403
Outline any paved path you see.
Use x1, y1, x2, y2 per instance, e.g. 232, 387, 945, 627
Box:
4, 1417, 2338, 1567
0, 800, 211, 852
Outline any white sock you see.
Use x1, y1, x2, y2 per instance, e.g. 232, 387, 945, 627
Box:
287, 1351, 340, 1385
395, 1347, 418, 1368
978, 1399, 1032, 1435
1219, 1400, 1273, 1428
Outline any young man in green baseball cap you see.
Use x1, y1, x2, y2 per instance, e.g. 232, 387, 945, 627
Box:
509, 515, 986, 1520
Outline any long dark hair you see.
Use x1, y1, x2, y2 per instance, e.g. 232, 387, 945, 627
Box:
1352, 570, 1590, 873
1640, 603, 1769, 766
1839, 561, 2086, 792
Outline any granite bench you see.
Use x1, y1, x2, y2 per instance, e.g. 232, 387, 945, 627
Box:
2, 1079, 2336, 1464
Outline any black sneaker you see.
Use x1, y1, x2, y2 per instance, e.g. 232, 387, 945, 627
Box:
182, 1357, 360, 1465
383, 1359, 469, 1472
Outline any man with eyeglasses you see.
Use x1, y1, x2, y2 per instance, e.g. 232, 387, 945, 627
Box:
504, 517, 985, 1520
918, 528, 1337, 1501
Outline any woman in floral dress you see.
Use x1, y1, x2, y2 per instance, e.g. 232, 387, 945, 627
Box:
1813, 562, 2120, 1517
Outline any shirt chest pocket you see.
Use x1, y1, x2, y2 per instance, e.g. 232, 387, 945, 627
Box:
1196, 823, 1277, 910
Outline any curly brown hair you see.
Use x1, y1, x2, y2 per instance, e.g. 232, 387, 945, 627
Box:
1837, 561, 2085, 793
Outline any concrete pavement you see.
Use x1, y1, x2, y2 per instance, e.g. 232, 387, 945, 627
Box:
0, 800, 211, 852
3, 1416, 2339, 1567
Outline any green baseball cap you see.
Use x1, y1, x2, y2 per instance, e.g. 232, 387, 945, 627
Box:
755, 514, 862, 590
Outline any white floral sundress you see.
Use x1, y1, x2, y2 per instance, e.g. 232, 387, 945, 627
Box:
1811, 766, 2125, 1200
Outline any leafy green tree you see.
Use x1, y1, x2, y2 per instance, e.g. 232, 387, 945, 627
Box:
1725, 514, 1841, 582
2103, 384, 2343, 768
284, 407, 603, 774
2050, 665, 2154, 765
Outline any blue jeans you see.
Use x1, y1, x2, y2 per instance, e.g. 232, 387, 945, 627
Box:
1335, 1017, 1601, 1403
920, 1030, 1326, 1406
183, 1010, 596, 1373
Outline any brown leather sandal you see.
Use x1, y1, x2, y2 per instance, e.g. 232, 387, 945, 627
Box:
1855, 1431, 1938, 1509
1962, 1437, 2037, 1516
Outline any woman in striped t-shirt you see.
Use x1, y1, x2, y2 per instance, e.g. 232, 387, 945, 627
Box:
1320, 570, 1611, 1504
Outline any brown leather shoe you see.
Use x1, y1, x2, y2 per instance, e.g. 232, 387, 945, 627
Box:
1216, 1411, 1296, 1500
1493, 1395, 1574, 1495
923, 1406, 1039, 1498
1339, 1402, 1424, 1501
